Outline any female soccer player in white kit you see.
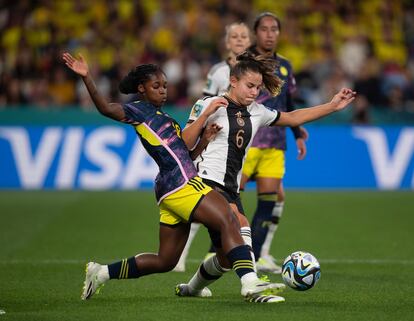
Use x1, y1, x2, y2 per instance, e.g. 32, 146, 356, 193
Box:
175, 52, 355, 302
174, 22, 252, 272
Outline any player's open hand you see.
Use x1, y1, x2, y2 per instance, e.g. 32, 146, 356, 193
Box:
330, 88, 356, 111
205, 97, 228, 117
296, 138, 307, 160
62, 52, 89, 77
202, 123, 222, 142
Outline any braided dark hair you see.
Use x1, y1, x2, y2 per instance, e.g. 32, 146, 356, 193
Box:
231, 51, 283, 96
119, 64, 164, 94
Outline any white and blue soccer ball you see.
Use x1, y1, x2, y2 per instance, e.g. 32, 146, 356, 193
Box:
281, 251, 321, 291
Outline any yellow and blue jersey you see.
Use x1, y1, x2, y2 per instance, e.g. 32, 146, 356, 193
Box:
122, 101, 198, 203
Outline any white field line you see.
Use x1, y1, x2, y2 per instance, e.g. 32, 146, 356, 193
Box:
0, 258, 413, 265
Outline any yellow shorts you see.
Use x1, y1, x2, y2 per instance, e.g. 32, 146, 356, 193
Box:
159, 177, 212, 226
242, 147, 285, 179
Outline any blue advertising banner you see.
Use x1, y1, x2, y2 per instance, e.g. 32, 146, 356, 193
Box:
1, 125, 413, 190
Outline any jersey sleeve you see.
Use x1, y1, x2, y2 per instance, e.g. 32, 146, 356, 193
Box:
120, 103, 144, 125
258, 103, 280, 126
188, 99, 210, 123
202, 69, 221, 96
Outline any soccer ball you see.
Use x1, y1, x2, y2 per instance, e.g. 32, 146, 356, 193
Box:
281, 251, 321, 291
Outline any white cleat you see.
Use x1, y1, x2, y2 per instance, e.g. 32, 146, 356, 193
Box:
81, 262, 106, 300
241, 278, 286, 297
246, 294, 285, 303
256, 255, 282, 274
175, 283, 212, 298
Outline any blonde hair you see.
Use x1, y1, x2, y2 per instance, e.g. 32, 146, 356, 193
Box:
224, 22, 250, 43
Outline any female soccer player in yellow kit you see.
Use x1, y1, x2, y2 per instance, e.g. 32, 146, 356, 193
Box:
62, 52, 285, 303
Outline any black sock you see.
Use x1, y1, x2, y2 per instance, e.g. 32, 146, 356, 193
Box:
251, 193, 277, 259
226, 245, 255, 278
108, 256, 141, 279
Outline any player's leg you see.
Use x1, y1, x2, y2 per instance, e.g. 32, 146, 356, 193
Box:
250, 149, 285, 273
176, 237, 230, 298
178, 193, 285, 300
231, 202, 256, 272
82, 223, 190, 300
194, 190, 282, 298
252, 177, 283, 273
260, 181, 285, 258
177, 204, 248, 297
173, 222, 201, 272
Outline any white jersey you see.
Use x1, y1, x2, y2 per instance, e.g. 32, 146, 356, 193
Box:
203, 61, 231, 96
188, 96, 280, 193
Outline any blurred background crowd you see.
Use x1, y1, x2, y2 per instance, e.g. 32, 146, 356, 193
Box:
1, 0, 414, 124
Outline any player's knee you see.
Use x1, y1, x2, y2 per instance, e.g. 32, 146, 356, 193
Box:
225, 209, 241, 231
277, 186, 285, 201
215, 206, 239, 229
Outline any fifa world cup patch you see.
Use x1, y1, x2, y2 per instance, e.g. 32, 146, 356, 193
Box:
191, 103, 203, 118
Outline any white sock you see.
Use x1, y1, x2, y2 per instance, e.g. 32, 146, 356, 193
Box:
240, 271, 259, 286
240, 226, 252, 247
175, 223, 201, 269
260, 202, 284, 258
240, 226, 257, 272
188, 254, 230, 292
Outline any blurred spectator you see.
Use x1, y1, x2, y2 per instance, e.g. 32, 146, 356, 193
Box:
381, 62, 409, 111
48, 66, 76, 106
339, 34, 370, 78
0, 0, 412, 124
163, 49, 202, 107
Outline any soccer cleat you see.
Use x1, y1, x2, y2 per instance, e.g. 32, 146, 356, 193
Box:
246, 294, 285, 303
241, 278, 286, 297
175, 283, 212, 298
81, 262, 106, 300
256, 255, 282, 274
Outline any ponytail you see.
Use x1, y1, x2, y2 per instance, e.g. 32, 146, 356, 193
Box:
231, 51, 283, 96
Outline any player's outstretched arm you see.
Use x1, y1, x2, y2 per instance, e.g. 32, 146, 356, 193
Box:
275, 88, 356, 127
62, 52, 125, 121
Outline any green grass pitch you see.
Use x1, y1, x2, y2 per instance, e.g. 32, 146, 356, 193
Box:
1, 190, 413, 321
